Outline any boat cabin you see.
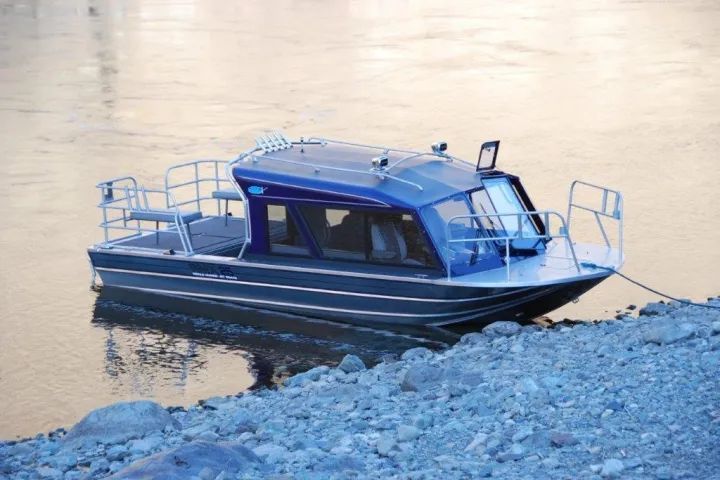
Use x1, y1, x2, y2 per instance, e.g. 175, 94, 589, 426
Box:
228, 136, 548, 278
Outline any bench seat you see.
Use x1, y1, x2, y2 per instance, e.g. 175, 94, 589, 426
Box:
212, 188, 243, 201
129, 209, 203, 224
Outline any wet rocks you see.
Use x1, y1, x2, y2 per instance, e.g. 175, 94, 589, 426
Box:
4, 299, 719, 480
61, 400, 180, 448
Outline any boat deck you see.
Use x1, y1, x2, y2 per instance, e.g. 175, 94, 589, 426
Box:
453, 241, 622, 287
113, 216, 247, 256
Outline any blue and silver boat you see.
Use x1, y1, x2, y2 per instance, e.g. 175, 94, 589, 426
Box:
88, 133, 624, 326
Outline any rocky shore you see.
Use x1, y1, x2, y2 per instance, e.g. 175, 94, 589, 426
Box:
2, 299, 719, 480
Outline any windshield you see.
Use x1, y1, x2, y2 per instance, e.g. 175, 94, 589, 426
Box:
470, 177, 541, 250
420, 194, 496, 273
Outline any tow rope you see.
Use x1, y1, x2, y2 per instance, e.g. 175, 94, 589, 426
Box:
580, 262, 720, 310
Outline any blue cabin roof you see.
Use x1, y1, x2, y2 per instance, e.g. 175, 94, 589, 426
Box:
231, 140, 486, 209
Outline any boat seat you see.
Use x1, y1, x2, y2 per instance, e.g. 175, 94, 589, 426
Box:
129, 209, 203, 224
212, 188, 243, 225
211, 188, 243, 201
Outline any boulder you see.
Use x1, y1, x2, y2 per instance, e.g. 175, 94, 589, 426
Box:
62, 401, 180, 448
400, 365, 443, 392
107, 441, 259, 479
338, 354, 366, 373
482, 321, 522, 338
643, 321, 695, 345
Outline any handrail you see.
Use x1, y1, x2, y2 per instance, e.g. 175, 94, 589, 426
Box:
226, 146, 261, 259
308, 136, 477, 172
444, 210, 581, 281
164, 159, 235, 214
567, 180, 624, 266
96, 180, 196, 255
251, 151, 425, 191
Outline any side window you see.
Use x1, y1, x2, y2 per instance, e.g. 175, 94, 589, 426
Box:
300, 206, 367, 261
369, 213, 437, 267
266, 204, 310, 256
299, 206, 436, 268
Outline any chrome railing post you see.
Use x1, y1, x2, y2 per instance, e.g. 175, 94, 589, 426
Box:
505, 238, 510, 281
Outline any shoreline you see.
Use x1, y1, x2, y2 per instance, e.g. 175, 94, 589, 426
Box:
1, 298, 719, 479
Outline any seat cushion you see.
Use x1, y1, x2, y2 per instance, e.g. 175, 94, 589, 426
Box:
129, 209, 203, 224
211, 188, 243, 201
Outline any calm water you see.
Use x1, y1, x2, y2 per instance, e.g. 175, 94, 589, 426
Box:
1, 0, 719, 439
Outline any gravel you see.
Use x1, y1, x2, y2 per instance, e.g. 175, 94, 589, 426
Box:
1, 298, 718, 479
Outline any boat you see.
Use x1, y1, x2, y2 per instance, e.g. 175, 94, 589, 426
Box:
88, 133, 624, 327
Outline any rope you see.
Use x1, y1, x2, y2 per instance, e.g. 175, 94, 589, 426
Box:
580, 262, 720, 310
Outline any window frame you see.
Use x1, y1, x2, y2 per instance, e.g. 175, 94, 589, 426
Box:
264, 202, 313, 258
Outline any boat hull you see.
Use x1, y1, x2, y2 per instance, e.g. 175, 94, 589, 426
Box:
89, 250, 609, 327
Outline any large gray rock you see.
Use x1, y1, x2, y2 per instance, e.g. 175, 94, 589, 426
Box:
482, 321, 522, 338
284, 366, 329, 388
400, 365, 443, 392
62, 401, 179, 448
643, 320, 695, 345
338, 354, 366, 373
107, 441, 260, 479
639, 302, 671, 316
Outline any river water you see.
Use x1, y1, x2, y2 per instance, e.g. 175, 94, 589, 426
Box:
0, 0, 718, 439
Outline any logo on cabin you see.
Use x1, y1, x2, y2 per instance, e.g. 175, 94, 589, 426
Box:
247, 185, 266, 195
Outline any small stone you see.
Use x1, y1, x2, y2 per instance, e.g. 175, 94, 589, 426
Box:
511, 427, 533, 443
128, 436, 163, 455
550, 431, 578, 447
36, 467, 63, 479
397, 425, 422, 442
601, 458, 624, 478
376, 436, 396, 457
400, 365, 443, 392
711, 322, 720, 335
459, 332, 485, 345
465, 432, 489, 452
482, 321, 522, 338
338, 354, 366, 373
401, 347, 433, 362
639, 302, 671, 316
497, 443, 525, 462
106, 444, 128, 461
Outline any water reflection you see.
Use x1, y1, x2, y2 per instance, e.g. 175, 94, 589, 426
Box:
92, 288, 452, 394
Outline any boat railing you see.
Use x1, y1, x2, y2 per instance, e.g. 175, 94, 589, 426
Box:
566, 180, 624, 266
445, 210, 581, 281
96, 176, 196, 255
164, 159, 239, 215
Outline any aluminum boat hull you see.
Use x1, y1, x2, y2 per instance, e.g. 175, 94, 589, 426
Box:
89, 250, 610, 327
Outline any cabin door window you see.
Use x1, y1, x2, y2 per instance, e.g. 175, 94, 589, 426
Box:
266, 204, 310, 256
